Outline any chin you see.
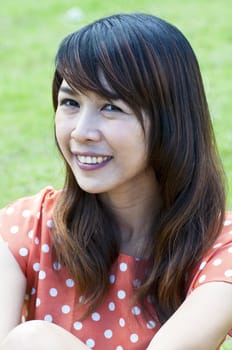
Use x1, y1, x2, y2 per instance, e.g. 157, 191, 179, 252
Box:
77, 182, 109, 194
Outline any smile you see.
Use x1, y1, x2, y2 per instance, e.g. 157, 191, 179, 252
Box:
77, 155, 112, 164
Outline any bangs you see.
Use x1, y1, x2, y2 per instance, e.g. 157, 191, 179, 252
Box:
54, 16, 149, 108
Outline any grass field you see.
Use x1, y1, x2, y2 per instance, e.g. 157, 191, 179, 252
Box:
1, 0, 232, 209
0, 1, 232, 348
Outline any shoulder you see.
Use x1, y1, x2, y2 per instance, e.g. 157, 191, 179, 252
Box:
188, 211, 232, 291
0, 187, 61, 272
0, 187, 60, 223
184, 213, 232, 339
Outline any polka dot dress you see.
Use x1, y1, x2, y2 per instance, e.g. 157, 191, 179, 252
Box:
0, 187, 232, 349
188, 215, 232, 294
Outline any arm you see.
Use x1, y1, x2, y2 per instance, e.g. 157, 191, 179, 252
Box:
0, 235, 26, 342
0, 235, 89, 350
147, 282, 232, 350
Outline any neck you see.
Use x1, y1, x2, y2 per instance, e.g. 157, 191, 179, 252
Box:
99, 170, 161, 257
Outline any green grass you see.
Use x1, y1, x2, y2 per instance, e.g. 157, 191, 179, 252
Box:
224, 337, 232, 350
221, 336, 232, 350
0, 2, 232, 348
1, 0, 232, 209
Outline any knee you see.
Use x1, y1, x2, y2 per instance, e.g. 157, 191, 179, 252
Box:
0, 321, 51, 350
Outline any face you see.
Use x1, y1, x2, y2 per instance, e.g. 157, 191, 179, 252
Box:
55, 80, 152, 198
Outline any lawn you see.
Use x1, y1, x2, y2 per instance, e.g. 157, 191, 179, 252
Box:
0, 1, 232, 348
1, 0, 232, 209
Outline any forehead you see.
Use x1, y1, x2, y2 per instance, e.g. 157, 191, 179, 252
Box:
60, 80, 72, 90
59, 74, 117, 97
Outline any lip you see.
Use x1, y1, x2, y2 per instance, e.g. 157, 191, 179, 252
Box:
73, 152, 113, 171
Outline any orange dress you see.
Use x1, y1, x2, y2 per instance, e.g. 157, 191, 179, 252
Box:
0, 187, 232, 350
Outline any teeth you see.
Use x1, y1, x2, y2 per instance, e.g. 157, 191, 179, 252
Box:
78, 155, 110, 164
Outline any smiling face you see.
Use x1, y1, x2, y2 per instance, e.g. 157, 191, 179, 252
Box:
55, 80, 154, 198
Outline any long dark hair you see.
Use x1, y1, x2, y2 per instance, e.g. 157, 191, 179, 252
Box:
52, 13, 225, 323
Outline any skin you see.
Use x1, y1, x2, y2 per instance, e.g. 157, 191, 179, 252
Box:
55, 80, 152, 197
55, 80, 161, 255
1, 81, 232, 349
0, 235, 26, 341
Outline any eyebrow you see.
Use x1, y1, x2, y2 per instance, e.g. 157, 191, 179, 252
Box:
59, 86, 76, 95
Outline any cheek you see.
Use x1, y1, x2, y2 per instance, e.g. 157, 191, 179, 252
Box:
55, 119, 70, 153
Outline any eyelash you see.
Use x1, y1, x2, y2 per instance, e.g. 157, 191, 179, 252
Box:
60, 98, 79, 108
102, 104, 122, 112
60, 99, 123, 113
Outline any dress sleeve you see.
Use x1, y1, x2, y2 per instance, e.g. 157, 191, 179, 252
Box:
0, 187, 57, 275
188, 212, 232, 336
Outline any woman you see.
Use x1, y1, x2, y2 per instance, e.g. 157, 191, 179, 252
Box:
0, 13, 232, 350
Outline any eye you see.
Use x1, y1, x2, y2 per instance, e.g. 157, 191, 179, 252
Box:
60, 98, 79, 108
102, 104, 122, 112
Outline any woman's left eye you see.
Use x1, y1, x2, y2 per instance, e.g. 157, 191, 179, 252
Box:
60, 98, 79, 108
102, 104, 122, 112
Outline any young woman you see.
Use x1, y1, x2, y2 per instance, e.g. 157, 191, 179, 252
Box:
0, 13, 232, 350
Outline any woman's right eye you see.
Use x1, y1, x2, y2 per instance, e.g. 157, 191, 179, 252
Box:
60, 98, 79, 108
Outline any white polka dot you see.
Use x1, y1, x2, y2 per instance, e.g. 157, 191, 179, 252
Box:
19, 248, 28, 257
39, 271, 46, 279
228, 247, 232, 253
147, 320, 156, 329
42, 244, 50, 253
53, 262, 61, 271
104, 329, 113, 339
28, 230, 34, 239
66, 278, 75, 287
212, 258, 222, 266
224, 220, 232, 226
116, 346, 123, 350
47, 219, 54, 228
36, 212, 41, 219
199, 261, 207, 270
10, 226, 19, 234
119, 318, 125, 327
224, 269, 232, 277
49, 288, 58, 297
44, 314, 53, 322
130, 334, 139, 343
109, 274, 116, 284
61, 305, 71, 314
22, 210, 31, 218
6, 207, 14, 215
131, 306, 141, 315
119, 262, 128, 272
73, 321, 83, 330
133, 279, 141, 288
86, 339, 95, 348
31, 288, 36, 295
33, 262, 40, 272
108, 302, 116, 311
91, 312, 101, 321
34, 237, 40, 245
36, 298, 41, 307
213, 243, 222, 249
198, 275, 206, 283
117, 290, 126, 299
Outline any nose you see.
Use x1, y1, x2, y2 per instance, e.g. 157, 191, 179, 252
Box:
70, 108, 102, 143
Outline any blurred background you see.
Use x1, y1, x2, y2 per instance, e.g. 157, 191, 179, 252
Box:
1, 0, 232, 208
